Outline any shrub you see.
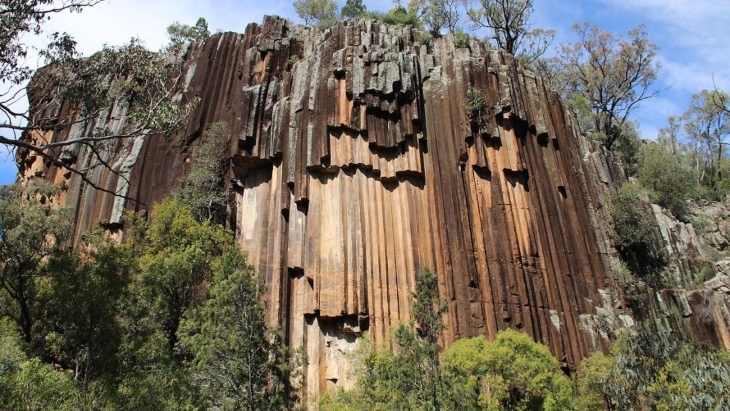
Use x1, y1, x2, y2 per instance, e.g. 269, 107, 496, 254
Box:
442, 330, 576, 411
603, 324, 730, 410
465, 86, 487, 117
453, 29, 469, 48
637, 143, 695, 220
365, 7, 421, 28
608, 183, 654, 253
608, 183, 667, 285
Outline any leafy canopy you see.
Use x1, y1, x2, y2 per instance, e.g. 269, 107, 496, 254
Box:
166, 17, 210, 48
2, 1, 194, 195
293, 0, 338, 27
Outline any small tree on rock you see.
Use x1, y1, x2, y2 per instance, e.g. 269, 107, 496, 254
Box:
341, 0, 366, 19
166, 17, 210, 48
466, 0, 554, 64
293, 0, 338, 26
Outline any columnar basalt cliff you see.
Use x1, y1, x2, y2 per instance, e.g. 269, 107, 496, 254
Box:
20, 16, 658, 399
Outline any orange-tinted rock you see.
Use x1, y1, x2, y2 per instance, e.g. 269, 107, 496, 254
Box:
20, 16, 656, 400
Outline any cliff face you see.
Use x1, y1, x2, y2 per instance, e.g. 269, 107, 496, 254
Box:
21, 16, 635, 398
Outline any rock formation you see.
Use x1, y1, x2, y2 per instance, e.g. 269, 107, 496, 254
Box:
20, 16, 726, 400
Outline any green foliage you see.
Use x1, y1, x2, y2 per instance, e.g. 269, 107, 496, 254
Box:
178, 121, 231, 224
38, 238, 133, 383
572, 352, 614, 411
442, 330, 575, 411
417, 31, 433, 45
0, 319, 87, 410
555, 23, 659, 151
602, 324, 730, 410
138, 197, 240, 354
636, 142, 695, 220
180, 249, 301, 410
465, 86, 487, 114
0, 183, 72, 343
608, 184, 654, 257
166, 17, 210, 48
366, 7, 422, 28
607, 182, 671, 291
2, 1, 195, 193
465, 86, 488, 129
293, 0, 338, 27
58, 38, 192, 135
0, 192, 289, 409
114, 364, 201, 411
411, 267, 448, 345
1, 0, 94, 87
660, 89, 730, 200
453, 29, 469, 48
341, 0, 366, 19
690, 216, 712, 233
422, 0, 462, 35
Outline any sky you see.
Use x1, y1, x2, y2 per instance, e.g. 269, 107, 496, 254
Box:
0, 0, 728, 184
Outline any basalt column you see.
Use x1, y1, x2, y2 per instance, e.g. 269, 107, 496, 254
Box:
20, 17, 625, 402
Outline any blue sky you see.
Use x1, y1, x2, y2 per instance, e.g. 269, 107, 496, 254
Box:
1, 0, 727, 184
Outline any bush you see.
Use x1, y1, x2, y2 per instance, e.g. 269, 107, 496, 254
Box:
608, 183, 666, 285
442, 330, 576, 411
465, 86, 487, 118
604, 324, 730, 410
608, 183, 654, 253
637, 143, 695, 220
453, 30, 469, 48
365, 7, 421, 28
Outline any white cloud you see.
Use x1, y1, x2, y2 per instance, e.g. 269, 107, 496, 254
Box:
599, 0, 730, 84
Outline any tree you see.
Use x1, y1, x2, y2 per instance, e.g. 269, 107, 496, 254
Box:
636, 142, 695, 220
136, 198, 238, 355
1, 0, 99, 88
677, 90, 730, 189
293, 0, 337, 27
557, 23, 660, 150
0, 182, 72, 343
341, 0, 366, 19
441, 330, 575, 411
180, 249, 300, 410
600, 324, 730, 411
38, 237, 132, 384
423, 0, 462, 35
607, 182, 669, 289
166, 17, 210, 48
394, 267, 448, 409
178, 121, 231, 224
320, 267, 448, 410
2, 1, 194, 195
466, 0, 554, 64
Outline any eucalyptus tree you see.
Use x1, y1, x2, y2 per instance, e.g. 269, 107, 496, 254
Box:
1, 0, 195, 195
557, 23, 660, 151
466, 0, 554, 64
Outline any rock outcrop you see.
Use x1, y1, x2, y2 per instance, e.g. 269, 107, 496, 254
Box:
639, 202, 730, 350
20, 16, 649, 399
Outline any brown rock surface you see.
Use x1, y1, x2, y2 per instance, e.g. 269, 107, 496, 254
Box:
21, 17, 641, 399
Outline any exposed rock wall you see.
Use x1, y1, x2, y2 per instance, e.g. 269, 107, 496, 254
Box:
633, 203, 730, 350
21, 17, 633, 399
